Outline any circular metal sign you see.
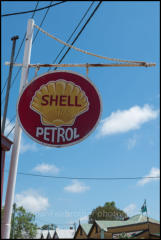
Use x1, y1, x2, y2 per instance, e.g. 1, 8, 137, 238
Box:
17, 71, 102, 147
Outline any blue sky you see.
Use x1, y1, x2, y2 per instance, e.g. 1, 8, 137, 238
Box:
1, 1, 160, 228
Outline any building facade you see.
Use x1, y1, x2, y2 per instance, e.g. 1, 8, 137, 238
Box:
74, 215, 160, 239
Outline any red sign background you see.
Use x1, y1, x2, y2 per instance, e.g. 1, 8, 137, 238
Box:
17, 71, 101, 147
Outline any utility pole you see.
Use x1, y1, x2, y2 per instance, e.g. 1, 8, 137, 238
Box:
2, 35, 19, 134
1, 19, 34, 239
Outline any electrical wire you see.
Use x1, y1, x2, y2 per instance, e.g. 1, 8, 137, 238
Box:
5, 114, 16, 128
1, 1, 68, 17
6, 0, 52, 92
5, 2, 101, 137
1, 1, 39, 97
4, 170, 160, 181
2, 0, 62, 98
6, 125, 15, 137
14, 1, 40, 60
47, 1, 95, 72
1, 2, 39, 139
33, 1, 53, 43
54, 1, 103, 70
2, 1, 53, 135
6, 115, 16, 125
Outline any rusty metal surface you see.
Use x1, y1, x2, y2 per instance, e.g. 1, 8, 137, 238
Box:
5, 62, 156, 68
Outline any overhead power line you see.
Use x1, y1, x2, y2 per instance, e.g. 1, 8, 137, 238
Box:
48, 1, 95, 71
1, 2, 40, 138
1, 1, 39, 97
6, 125, 15, 137
1, 0, 64, 100
33, 1, 53, 43
1, 2, 40, 137
54, 1, 103, 70
1, 1, 68, 17
4, 2, 101, 137
4, 170, 160, 181
3, 0, 51, 99
14, 1, 40, 58
5, 114, 16, 128
2, 1, 53, 135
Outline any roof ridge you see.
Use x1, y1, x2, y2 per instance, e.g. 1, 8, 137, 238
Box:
96, 220, 124, 223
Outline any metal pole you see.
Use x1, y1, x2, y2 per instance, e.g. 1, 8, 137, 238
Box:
1, 19, 34, 239
2, 36, 19, 134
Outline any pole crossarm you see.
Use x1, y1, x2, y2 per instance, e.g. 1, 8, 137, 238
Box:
5, 62, 156, 68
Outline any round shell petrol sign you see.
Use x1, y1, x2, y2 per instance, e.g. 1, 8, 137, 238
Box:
17, 71, 102, 147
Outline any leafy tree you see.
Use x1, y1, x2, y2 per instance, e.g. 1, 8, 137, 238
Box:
88, 201, 128, 223
41, 223, 57, 230
2, 203, 37, 239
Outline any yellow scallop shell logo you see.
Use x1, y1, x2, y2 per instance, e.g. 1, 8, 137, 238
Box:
30, 80, 89, 127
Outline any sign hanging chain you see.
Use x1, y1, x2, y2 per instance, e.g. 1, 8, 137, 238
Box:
35, 64, 40, 77
34, 24, 149, 65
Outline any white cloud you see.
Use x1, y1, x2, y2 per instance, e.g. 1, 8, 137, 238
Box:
1, 117, 38, 154
127, 135, 137, 150
20, 137, 38, 154
15, 189, 50, 213
33, 163, 60, 174
79, 215, 89, 223
64, 180, 90, 193
98, 105, 159, 137
137, 167, 160, 186
123, 204, 137, 216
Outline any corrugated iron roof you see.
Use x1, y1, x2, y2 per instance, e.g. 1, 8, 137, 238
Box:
95, 214, 160, 231
128, 214, 160, 224
54, 228, 75, 239
41, 230, 48, 238
48, 230, 55, 238
81, 223, 93, 235
95, 220, 123, 231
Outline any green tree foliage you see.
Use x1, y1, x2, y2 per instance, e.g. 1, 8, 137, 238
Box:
41, 223, 57, 230
88, 201, 128, 223
2, 203, 37, 239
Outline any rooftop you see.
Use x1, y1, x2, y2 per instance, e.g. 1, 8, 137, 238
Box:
95, 214, 160, 231
54, 228, 75, 239
81, 223, 93, 235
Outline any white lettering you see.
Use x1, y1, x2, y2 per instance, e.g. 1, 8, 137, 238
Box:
50, 128, 56, 143
57, 128, 65, 143
65, 128, 73, 141
74, 128, 80, 139
36, 127, 43, 137
35, 127, 80, 144
44, 128, 50, 141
